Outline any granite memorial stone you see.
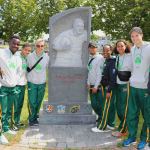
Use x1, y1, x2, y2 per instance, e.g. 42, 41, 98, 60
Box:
39, 7, 96, 125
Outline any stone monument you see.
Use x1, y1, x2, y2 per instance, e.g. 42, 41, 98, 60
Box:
39, 7, 96, 124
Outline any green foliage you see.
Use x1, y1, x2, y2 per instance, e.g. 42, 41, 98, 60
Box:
0, 0, 149, 41
90, 33, 100, 41
86, 0, 150, 40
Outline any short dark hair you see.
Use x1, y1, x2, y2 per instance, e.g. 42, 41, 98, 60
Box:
9, 35, 20, 42
22, 43, 31, 49
113, 40, 131, 54
102, 44, 112, 51
88, 42, 97, 48
129, 27, 143, 35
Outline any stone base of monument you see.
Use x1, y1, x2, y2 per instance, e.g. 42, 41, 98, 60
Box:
39, 101, 96, 125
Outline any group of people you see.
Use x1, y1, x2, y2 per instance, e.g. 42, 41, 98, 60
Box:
0, 26, 149, 149
0, 36, 49, 144
87, 27, 150, 150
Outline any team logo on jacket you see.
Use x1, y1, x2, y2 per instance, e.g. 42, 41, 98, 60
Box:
57, 105, 66, 114
135, 54, 142, 65
123, 88, 127, 92
144, 93, 148, 98
45, 105, 54, 112
22, 63, 27, 70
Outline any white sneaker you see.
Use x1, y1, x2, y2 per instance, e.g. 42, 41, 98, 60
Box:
144, 144, 150, 150
5, 129, 17, 135
91, 127, 110, 133
0, 134, 9, 144
107, 125, 115, 130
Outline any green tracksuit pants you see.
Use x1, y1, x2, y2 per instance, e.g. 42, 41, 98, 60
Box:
0, 88, 2, 135
28, 82, 46, 123
116, 83, 129, 133
127, 86, 149, 142
97, 87, 116, 130
0, 86, 19, 132
145, 95, 150, 142
14, 85, 26, 125
89, 86, 103, 121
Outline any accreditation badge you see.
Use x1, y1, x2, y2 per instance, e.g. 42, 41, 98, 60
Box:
22, 63, 27, 70
135, 56, 142, 65
35, 64, 42, 72
8, 61, 17, 70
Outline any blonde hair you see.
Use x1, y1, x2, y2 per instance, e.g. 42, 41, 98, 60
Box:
35, 38, 45, 45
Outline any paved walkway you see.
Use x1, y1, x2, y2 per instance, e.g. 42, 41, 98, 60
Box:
1, 124, 149, 149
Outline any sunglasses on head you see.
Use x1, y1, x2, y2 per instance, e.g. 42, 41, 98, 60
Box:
36, 45, 44, 48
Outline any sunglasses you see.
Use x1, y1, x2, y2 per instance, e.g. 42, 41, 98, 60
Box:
36, 45, 44, 48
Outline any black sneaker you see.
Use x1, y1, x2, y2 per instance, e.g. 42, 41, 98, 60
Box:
16, 123, 25, 128
29, 120, 39, 127
34, 120, 39, 125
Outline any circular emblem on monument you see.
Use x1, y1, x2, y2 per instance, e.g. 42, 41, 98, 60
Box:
45, 105, 54, 113
70, 105, 80, 113
57, 105, 66, 114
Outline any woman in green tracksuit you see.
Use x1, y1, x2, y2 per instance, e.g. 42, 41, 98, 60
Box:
123, 27, 150, 150
14, 43, 32, 128
112, 40, 132, 137
27, 39, 49, 126
91, 44, 117, 133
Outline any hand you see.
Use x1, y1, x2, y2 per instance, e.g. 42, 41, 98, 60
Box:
87, 84, 90, 90
106, 92, 111, 100
92, 88, 98, 94
0, 67, 4, 78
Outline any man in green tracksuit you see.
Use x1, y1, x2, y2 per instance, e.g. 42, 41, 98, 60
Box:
27, 39, 49, 126
0, 83, 9, 144
0, 35, 22, 136
14, 43, 32, 128
87, 42, 104, 123
123, 27, 150, 150
146, 72, 150, 147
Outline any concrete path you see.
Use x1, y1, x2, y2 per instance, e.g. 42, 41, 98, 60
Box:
1, 124, 149, 149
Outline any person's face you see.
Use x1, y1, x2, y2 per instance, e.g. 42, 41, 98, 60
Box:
131, 31, 143, 46
89, 47, 97, 55
9, 38, 20, 54
36, 41, 45, 53
22, 46, 32, 57
73, 21, 84, 35
116, 42, 126, 55
103, 46, 111, 58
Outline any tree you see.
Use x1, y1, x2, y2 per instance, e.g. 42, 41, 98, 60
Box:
0, 0, 149, 41
0, 0, 40, 41
85, 0, 150, 40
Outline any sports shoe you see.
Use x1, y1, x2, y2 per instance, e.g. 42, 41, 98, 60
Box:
0, 134, 9, 145
112, 131, 127, 137
91, 127, 110, 133
29, 120, 39, 127
11, 125, 19, 131
16, 123, 25, 128
4, 129, 17, 135
107, 125, 115, 130
143, 144, 150, 150
137, 141, 147, 150
122, 137, 136, 147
